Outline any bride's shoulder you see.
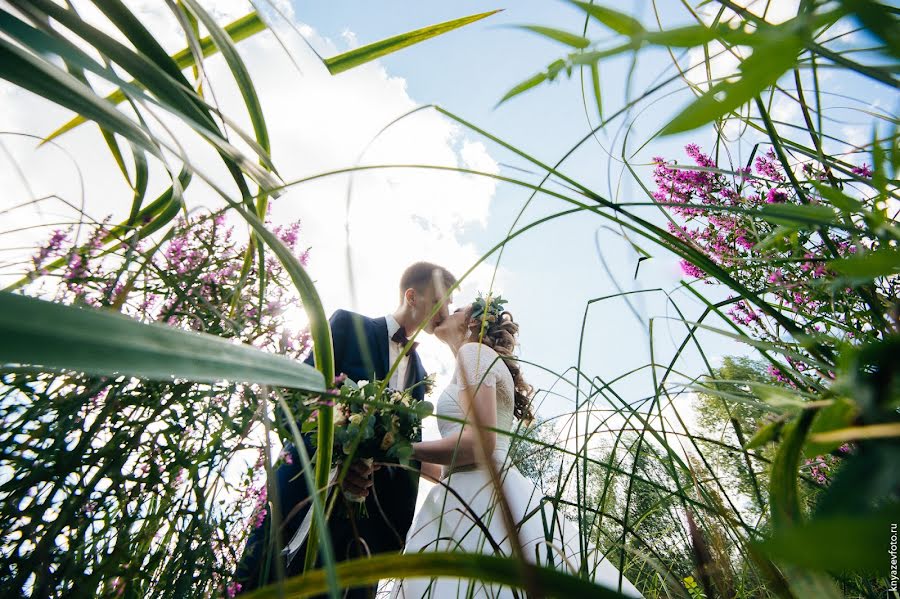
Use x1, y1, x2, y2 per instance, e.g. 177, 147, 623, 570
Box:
456, 344, 513, 398
457, 342, 499, 359
456, 343, 505, 373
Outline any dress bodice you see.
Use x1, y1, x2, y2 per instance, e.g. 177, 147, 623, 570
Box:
436, 343, 515, 461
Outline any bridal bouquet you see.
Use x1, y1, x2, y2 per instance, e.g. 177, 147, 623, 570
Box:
301, 376, 434, 510
282, 376, 435, 564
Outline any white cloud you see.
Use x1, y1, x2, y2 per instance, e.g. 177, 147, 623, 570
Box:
340, 28, 358, 48
681, 0, 804, 137
741, 0, 800, 24
684, 43, 743, 90
770, 92, 800, 124
686, 0, 802, 89
695, 0, 800, 26
839, 124, 869, 154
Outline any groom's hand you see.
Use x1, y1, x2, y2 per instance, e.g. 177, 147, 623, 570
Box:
342, 460, 379, 497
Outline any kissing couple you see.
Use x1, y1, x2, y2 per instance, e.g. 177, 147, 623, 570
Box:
235, 262, 642, 598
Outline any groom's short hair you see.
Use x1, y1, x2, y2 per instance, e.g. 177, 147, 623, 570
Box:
400, 262, 456, 298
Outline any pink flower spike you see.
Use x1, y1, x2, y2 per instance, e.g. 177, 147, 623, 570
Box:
679, 259, 706, 279
254, 507, 267, 529
851, 163, 872, 178
766, 188, 787, 203
735, 235, 754, 250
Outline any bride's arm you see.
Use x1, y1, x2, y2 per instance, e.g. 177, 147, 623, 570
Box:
418, 461, 442, 482
411, 382, 497, 467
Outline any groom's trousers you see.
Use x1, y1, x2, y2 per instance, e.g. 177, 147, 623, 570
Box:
233, 437, 418, 598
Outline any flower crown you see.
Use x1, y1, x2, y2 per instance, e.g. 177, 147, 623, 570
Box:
470, 291, 508, 324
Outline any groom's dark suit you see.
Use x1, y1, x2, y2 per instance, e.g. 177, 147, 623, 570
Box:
236, 309, 426, 596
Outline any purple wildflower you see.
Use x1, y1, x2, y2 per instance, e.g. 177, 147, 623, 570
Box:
766, 188, 787, 203
679, 259, 706, 279
735, 233, 754, 250
851, 163, 872, 178
767, 364, 789, 384
754, 149, 784, 182
226, 582, 242, 598
32, 229, 68, 272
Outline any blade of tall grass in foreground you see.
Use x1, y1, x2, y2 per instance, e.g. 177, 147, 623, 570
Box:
242, 552, 632, 598
323, 10, 502, 75
41, 10, 268, 143
0, 291, 324, 391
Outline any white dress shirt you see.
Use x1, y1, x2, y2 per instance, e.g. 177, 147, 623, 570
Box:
385, 314, 410, 390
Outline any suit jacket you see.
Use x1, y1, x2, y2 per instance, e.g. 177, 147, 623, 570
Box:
305, 309, 428, 402
290, 309, 426, 569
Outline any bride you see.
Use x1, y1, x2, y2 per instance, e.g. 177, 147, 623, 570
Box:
390, 294, 643, 598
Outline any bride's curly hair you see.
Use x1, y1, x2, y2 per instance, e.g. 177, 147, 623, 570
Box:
464, 306, 534, 424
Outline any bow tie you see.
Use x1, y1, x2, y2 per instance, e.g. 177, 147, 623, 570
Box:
391, 329, 419, 353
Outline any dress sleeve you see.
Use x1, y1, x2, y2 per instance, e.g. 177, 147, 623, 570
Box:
456, 343, 501, 390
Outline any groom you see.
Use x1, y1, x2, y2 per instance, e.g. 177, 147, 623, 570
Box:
235, 261, 456, 596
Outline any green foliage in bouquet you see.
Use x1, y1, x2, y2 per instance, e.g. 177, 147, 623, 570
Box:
296, 377, 434, 468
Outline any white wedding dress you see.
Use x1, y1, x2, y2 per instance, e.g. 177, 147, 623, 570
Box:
390, 343, 642, 598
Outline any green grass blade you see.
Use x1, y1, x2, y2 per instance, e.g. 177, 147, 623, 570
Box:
0, 292, 325, 391
126, 142, 150, 225
177, 0, 276, 325
0, 37, 159, 158
272, 390, 339, 598
324, 10, 501, 75
829, 245, 900, 278
91, 0, 188, 83
756, 203, 839, 227
569, 1, 645, 36
180, 0, 270, 155
242, 551, 632, 598
661, 38, 804, 135
769, 411, 816, 530
518, 25, 590, 48
44, 11, 266, 142
840, 0, 900, 58
217, 198, 336, 577
70, 0, 225, 139
641, 25, 719, 47
25, 0, 268, 196
589, 61, 602, 121
497, 71, 548, 105
809, 422, 900, 443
